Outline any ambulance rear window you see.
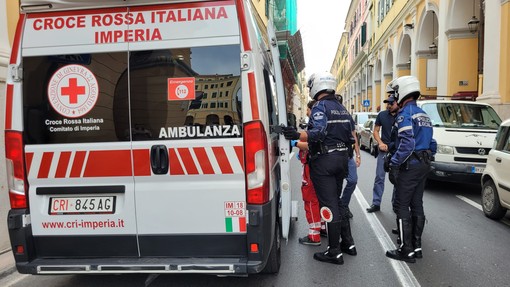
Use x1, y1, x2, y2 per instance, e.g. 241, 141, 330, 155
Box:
22, 44, 242, 144
128, 44, 243, 141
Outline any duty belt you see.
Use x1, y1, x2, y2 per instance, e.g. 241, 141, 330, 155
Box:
318, 143, 348, 154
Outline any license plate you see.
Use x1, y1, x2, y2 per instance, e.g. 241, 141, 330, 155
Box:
471, 166, 485, 174
49, 196, 115, 215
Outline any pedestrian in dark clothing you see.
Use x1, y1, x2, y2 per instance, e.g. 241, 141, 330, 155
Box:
366, 94, 399, 213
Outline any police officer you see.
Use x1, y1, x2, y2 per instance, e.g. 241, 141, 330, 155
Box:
283, 72, 355, 265
385, 76, 437, 263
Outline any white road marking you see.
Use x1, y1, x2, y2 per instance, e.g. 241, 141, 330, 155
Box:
354, 187, 421, 287
456, 195, 510, 227
456, 195, 482, 211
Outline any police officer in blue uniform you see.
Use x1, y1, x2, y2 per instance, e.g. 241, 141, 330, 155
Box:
283, 72, 356, 265
385, 76, 437, 263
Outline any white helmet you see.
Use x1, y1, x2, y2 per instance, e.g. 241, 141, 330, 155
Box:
385, 82, 395, 94
307, 72, 336, 100
387, 75, 420, 105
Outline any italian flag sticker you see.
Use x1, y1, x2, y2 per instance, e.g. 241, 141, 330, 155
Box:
225, 217, 246, 233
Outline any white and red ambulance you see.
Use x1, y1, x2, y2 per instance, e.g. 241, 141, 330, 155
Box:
4, 0, 294, 275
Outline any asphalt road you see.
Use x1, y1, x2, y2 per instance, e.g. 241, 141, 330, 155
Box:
2, 148, 510, 287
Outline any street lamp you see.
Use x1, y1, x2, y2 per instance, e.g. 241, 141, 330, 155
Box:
468, 0, 480, 33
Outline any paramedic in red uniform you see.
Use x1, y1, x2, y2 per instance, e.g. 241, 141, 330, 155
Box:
292, 100, 323, 246
283, 72, 356, 265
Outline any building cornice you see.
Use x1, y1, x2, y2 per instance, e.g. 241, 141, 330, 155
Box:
445, 28, 478, 40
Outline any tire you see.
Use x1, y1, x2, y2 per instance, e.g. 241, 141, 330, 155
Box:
261, 219, 281, 274
481, 179, 507, 220
369, 140, 375, 156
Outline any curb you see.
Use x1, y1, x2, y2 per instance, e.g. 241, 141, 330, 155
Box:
0, 250, 16, 279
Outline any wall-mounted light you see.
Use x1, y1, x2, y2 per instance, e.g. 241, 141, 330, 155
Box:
404, 23, 414, 29
429, 11, 437, 55
468, 0, 480, 34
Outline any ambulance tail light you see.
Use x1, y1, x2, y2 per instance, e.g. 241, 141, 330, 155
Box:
5, 131, 28, 209
244, 120, 269, 204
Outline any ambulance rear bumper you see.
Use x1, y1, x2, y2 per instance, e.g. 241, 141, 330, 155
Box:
15, 257, 250, 275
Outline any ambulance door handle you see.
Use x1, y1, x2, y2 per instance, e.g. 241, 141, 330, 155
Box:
150, 145, 169, 174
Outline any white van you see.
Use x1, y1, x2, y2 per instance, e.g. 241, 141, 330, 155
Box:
418, 100, 502, 184
4, 0, 293, 275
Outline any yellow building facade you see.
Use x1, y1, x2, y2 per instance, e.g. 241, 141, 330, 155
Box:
335, 0, 510, 120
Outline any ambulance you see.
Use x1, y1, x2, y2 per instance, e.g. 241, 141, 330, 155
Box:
4, 0, 295, 275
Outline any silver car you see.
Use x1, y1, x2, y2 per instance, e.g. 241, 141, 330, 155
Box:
359, 118, 379, 157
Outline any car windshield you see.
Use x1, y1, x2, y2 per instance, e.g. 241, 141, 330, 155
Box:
356, 113, 377, 125
421, 102, 501, 130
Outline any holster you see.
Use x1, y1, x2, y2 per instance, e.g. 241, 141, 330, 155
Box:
383, 152, 392, 172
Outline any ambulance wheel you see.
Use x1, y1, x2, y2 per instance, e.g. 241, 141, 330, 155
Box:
261, 219, 281, 274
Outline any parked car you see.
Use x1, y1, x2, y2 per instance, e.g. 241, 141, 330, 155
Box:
352, 112, 378, 142
481, 118, 510, 220
359, 118, 379, 157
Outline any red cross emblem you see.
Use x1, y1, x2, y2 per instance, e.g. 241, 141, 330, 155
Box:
47, 64, 99, 118
61, 78, 86, 104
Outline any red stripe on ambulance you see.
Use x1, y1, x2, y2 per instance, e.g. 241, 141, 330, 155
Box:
83, 150, 132, 177
193, 147, 215, 175
4, 85, 13, 130
25, 152, 34, 176
235, 0, 251, 51
133, 149, 151, 176
177, 148, 199, 175
169, 148, 185, 175
37, 152, 54, 179
10, 14, 25, 64
212, 147, 233, 174
234, 145, 244, 171
55, 152, 71, 178
26, 146, 242, 178
247, 72, 259, 120
70, 151, 87, 178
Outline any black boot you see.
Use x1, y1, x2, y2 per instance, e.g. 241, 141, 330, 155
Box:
394, 218, 401, 245
386, 218, 416, 263
340, 220, 357, 256
412, 215, 426, 259
314, 221, 344, 265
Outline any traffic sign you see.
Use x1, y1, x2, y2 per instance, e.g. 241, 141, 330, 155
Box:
363, 100, 370, 107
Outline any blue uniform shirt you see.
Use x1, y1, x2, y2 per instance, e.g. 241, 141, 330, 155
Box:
307, 94, 354, 147
391, 100, 437, 166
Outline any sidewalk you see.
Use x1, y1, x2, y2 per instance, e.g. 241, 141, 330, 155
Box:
0, 249, 15, 279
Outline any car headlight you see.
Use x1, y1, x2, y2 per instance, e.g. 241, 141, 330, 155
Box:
437, 144, 454, 154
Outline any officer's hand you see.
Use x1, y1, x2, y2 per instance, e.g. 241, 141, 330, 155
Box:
282, 126, 300, 140
388, 165, 399, 185
290, 140, 299, 147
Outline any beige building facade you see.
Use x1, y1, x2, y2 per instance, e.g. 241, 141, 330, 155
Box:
334, 0, 510, 121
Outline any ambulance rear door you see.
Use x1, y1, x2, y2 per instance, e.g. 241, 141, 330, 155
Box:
20, 7, 139, 257
126, 1, 248, 257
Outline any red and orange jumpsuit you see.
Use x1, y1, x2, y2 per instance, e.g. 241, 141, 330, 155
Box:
299, 149, 324, 242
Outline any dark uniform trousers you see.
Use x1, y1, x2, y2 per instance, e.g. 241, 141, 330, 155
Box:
394, 159, 430, 219
309, 150, 350, 221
